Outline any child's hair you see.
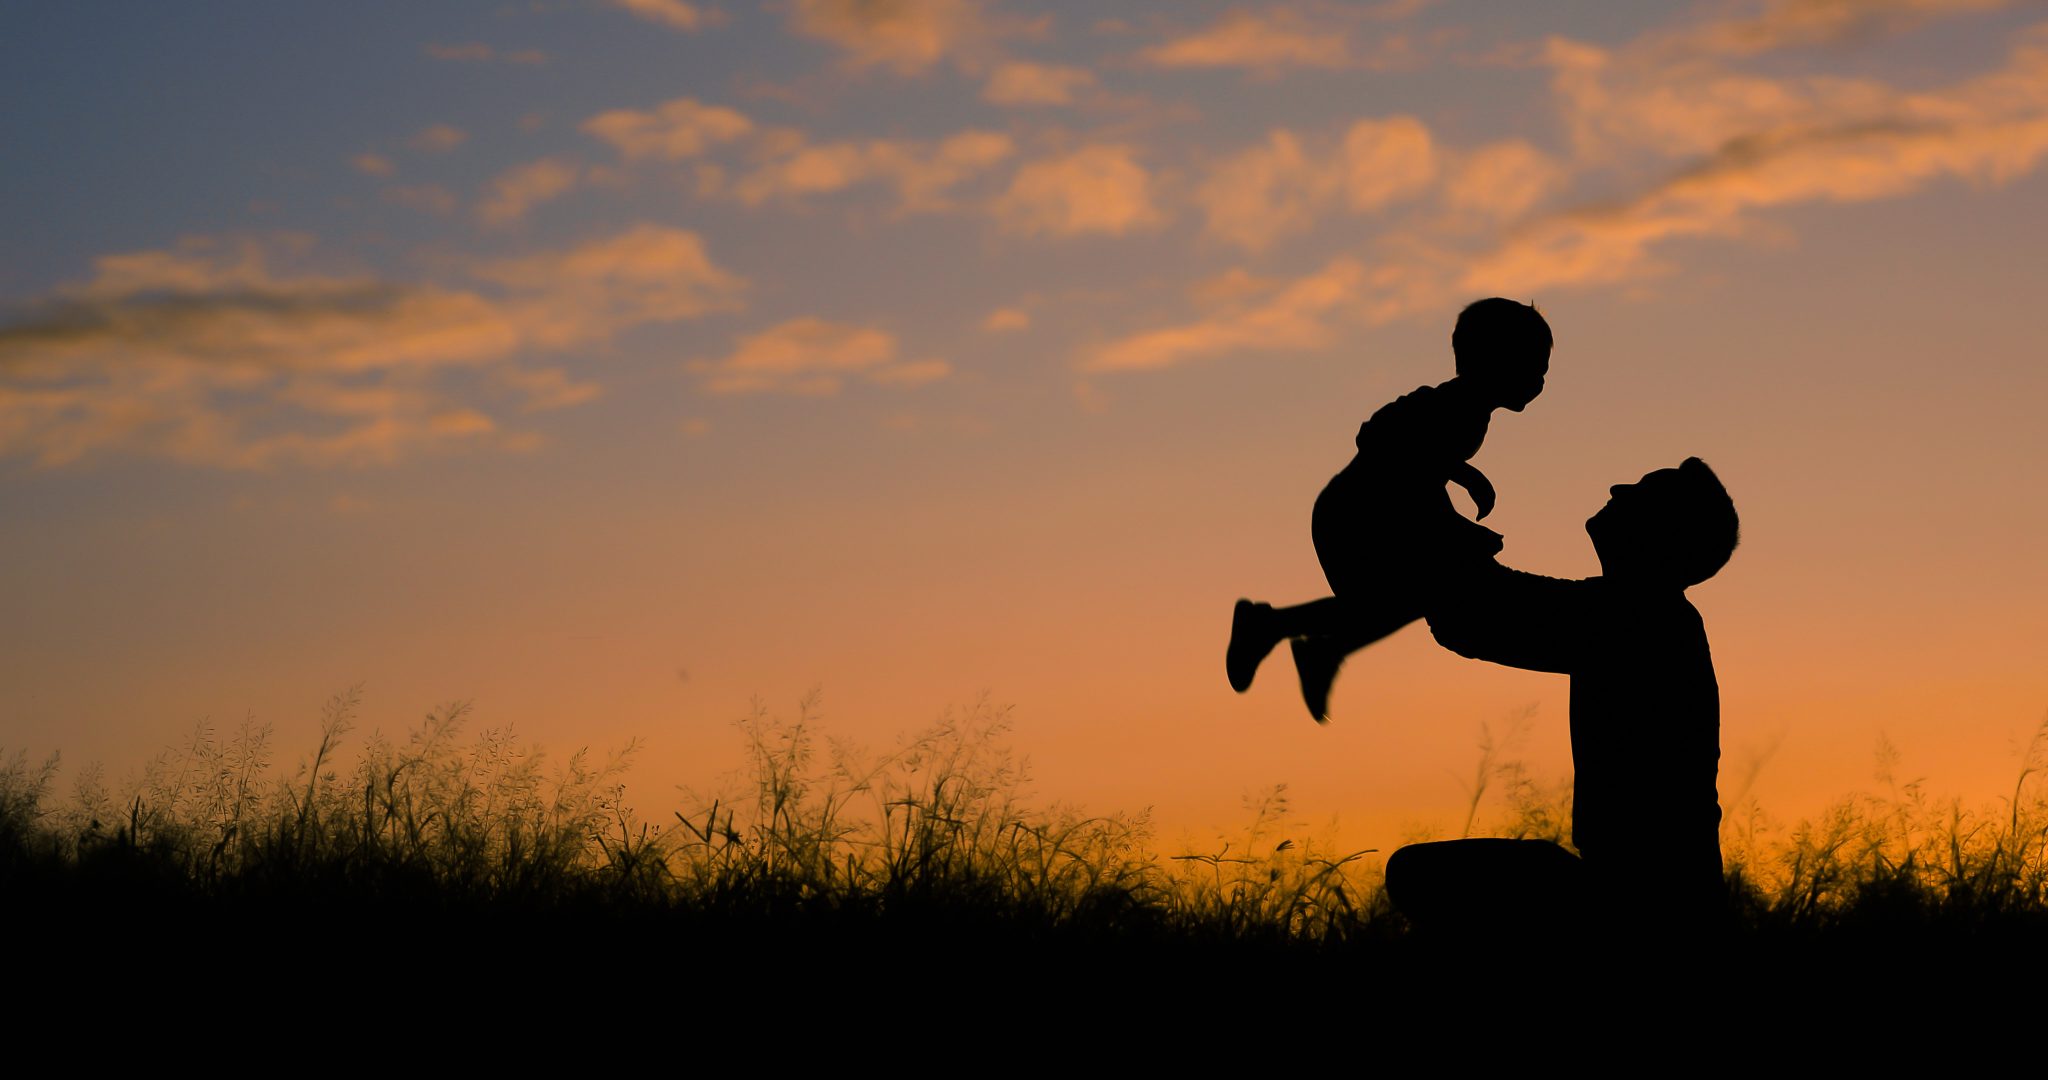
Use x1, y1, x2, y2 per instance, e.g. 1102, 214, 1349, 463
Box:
1452, 298, 1552, 377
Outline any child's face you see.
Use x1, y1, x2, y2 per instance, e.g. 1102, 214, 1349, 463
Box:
1490, 349, 1549, 412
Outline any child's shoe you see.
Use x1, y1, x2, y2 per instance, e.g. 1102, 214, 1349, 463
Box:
1227, 599, 1278, 692
1290, 635, 1342, 725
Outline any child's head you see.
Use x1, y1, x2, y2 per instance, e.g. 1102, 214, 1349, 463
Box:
1452, 298, 1551, 411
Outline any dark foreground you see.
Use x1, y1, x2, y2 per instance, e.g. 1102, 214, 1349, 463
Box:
9, 696, 2048, 1055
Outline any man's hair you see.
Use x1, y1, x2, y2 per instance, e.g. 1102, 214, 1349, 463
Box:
1669, 457, 1740, 587
1452, 298, 1552, 377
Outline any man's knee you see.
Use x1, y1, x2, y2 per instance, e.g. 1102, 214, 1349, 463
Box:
1383, 841, 1473, 926
1383, 842, 1449, 918
1385, 839, 1582, 930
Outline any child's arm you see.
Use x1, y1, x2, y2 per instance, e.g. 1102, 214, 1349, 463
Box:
1447, 461, 1496, 520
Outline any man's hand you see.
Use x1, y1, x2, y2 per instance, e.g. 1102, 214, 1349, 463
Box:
1449, 463, 1497, 520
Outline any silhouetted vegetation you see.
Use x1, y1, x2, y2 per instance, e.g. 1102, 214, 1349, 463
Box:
7, 690, 2047, 1015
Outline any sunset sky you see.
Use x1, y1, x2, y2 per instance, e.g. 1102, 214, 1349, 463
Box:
4, 0, 2045, 852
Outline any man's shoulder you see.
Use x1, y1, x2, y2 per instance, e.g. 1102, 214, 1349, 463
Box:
1600, 587, 1713, 658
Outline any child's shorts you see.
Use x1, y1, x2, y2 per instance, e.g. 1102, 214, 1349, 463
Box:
1312, 471, 1503, 603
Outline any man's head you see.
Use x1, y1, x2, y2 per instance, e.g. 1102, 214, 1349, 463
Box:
1452, 298, 1551, 412
1587, 458, 1740, 588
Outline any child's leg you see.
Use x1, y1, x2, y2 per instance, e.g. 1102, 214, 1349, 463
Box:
1228, 596, 1353, 693
1288, 599, 1418, 724
1227, 595, 1416, 717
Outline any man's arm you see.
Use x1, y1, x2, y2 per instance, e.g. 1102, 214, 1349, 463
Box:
1425, 566, 1595, 674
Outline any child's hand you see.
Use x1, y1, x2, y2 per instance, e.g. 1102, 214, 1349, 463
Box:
1469, 475, 1495, 520
1451, 467, 1496, 520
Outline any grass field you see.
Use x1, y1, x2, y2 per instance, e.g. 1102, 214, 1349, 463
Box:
8, 687, 2048, 1033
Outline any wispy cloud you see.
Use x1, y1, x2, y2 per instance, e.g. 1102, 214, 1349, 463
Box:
0, 226, 745, 468
470, 223, 748, 346
578, 94, 1015, 217
995, 144, 1164, 236
786, 0, 1041, 75
351, 153, 396, 178
1196, 130, 1328, 250
688, 317, 948, 394
1085, 258, 1372, 372
1442, 139, 1565, 220
982, 307, 1030, 332
982, 61, 1096, 105
1652, 0, 2018, 60
476, 157, 583, 226
1466, 16, 2048, 295
782, 0, 1015, 74
1195, 117, 1437, 249
1102, 4, 2048, 373
610, 0, 717, 32
729, 130, 1014, 212
1140, 8, 1349, 71
1136, 4, 1433, 74
582, 98, 754, 161
500, 366, 604, 412
1340, 116, 1440, 210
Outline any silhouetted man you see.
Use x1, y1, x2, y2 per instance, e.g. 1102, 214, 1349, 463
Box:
1386, 458, 1739, 944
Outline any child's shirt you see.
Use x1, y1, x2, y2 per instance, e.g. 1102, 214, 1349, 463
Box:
1351, 381, 1490, 474
1314, 380, 1502, 577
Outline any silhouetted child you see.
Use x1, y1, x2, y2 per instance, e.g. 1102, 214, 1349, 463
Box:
1227, 298, 1552, 722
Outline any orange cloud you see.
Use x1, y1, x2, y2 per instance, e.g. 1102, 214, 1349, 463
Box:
1084, 258, 1370, 372
1140, 8, 1348, 71
996, 145, 1163, 236
1443, 139, 1565, 219
1108, 11, 2048, 357
1657, 0, 2015, 60
982, 61, 1096, 105
352, 153, 396, 177
1195, 117, 1436, 250
787, 0, 1037, 75
1470, 20, 2048, 296
689, 317, 949, 395
732, 130, 1014, 212
473, 223, 748, 347
582, 98, 754, 161
1197, 130, 1329, 250
1341, 116, 1438, 210
0, 226, 746, 468
476, 158, 582, 226
982, 307, 1031, 332
1544, 36, 1845, 161
501, 366, 605, 413
611, 0, 713, 31
1466, 24, 2048, 295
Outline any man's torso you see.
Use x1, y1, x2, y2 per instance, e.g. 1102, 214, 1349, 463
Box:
1566, 580, 1723, 886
